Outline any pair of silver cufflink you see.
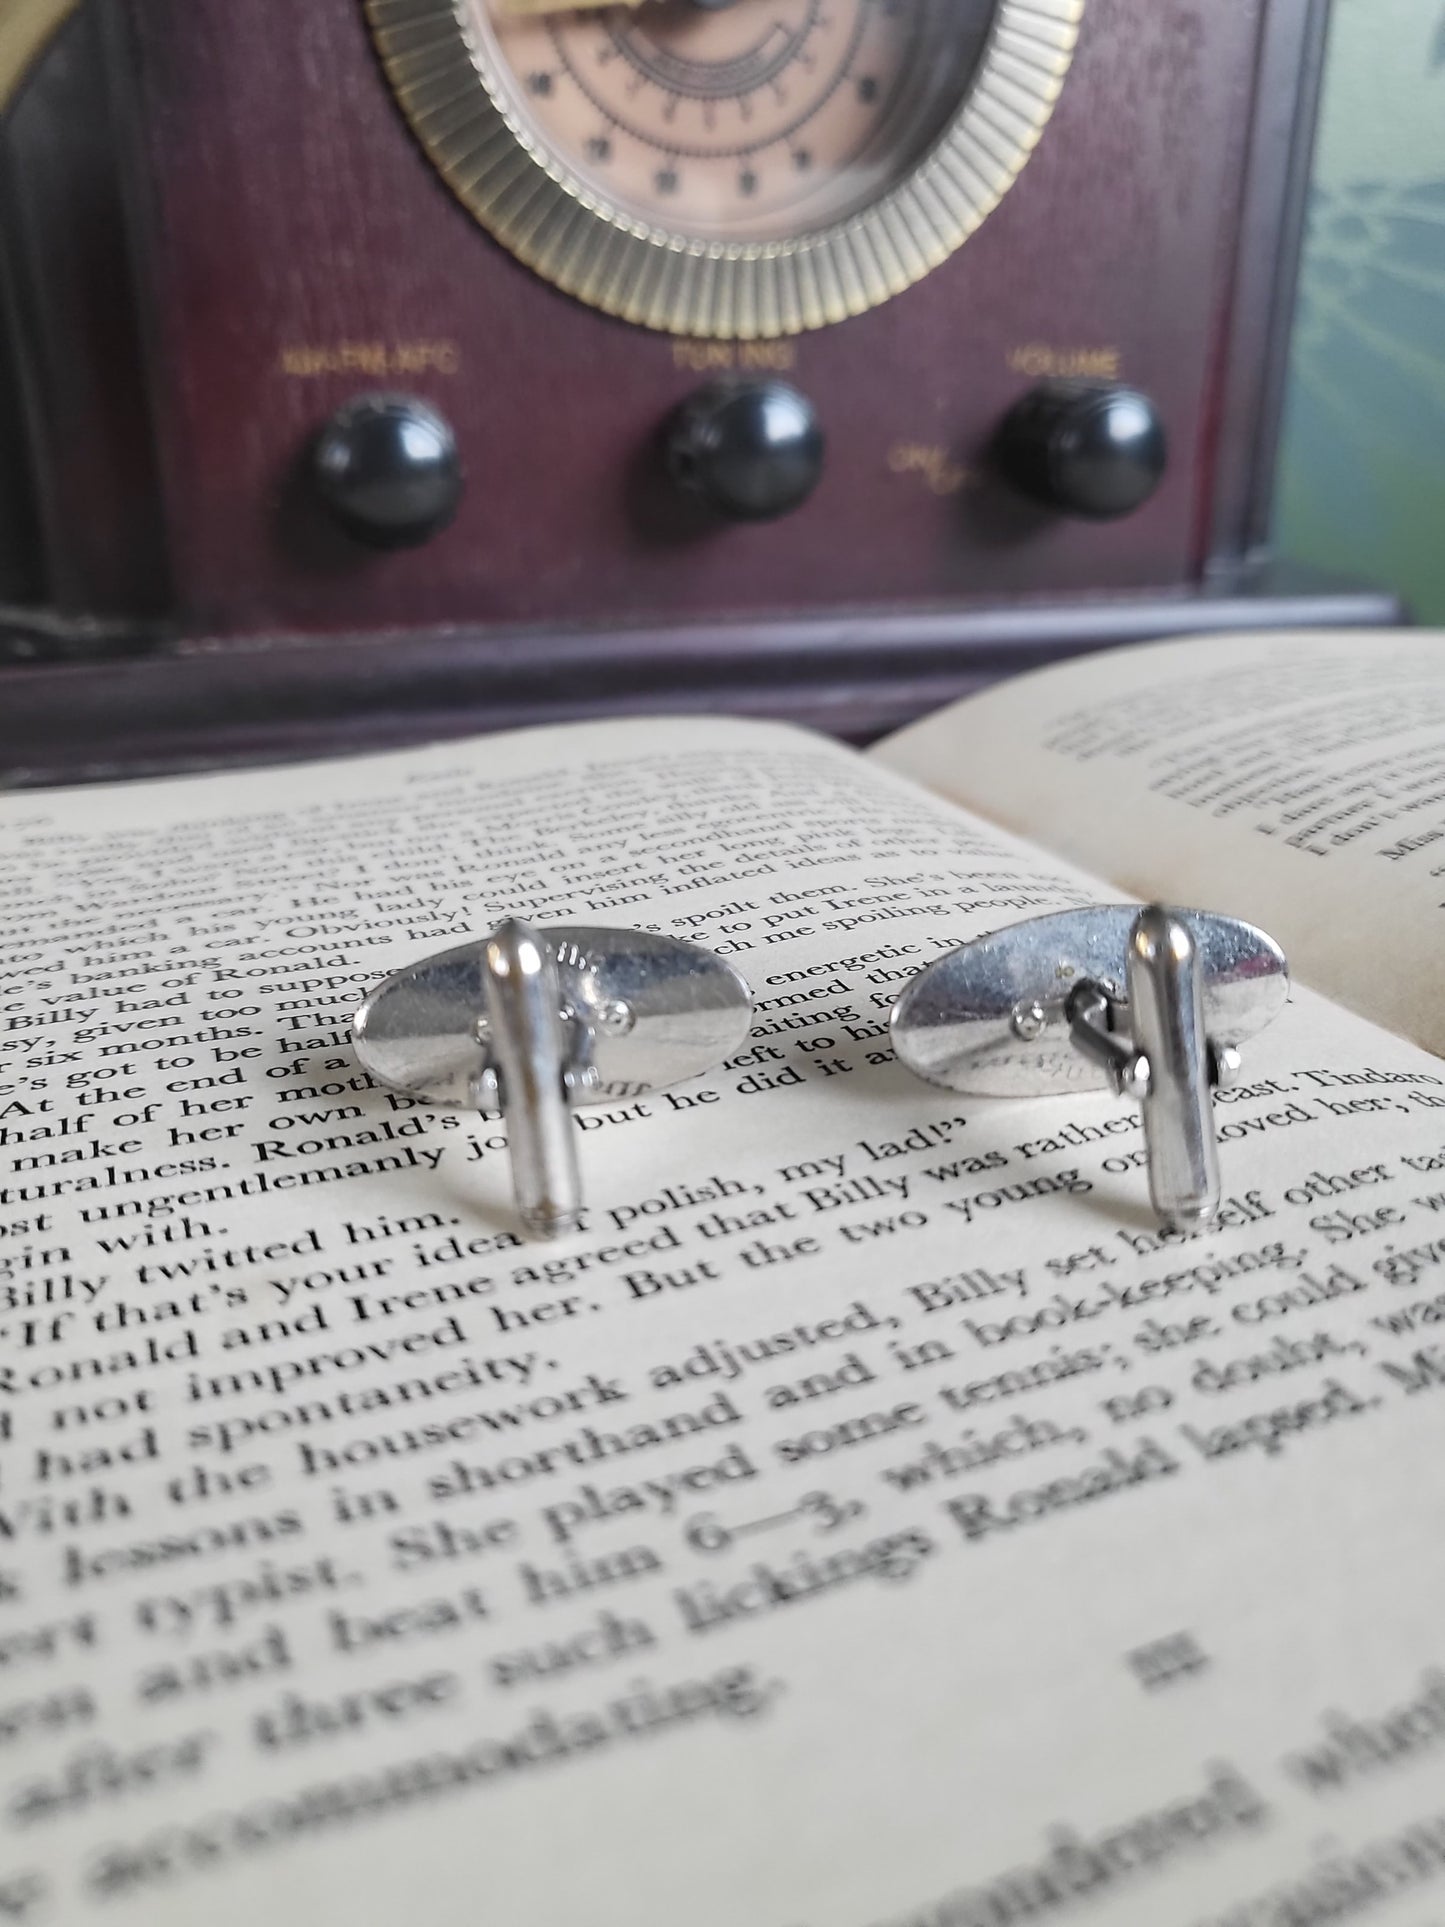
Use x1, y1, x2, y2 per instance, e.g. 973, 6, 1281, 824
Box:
352, 905, 1288, 1241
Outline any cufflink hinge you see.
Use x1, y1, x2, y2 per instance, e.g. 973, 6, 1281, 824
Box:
891, 903, 1289, 1235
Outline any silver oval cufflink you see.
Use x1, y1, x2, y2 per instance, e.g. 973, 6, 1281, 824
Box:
890, 904, 1289, 1232
353, 920, 752, 1240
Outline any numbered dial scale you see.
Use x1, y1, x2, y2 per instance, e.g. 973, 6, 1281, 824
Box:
368, 0, 1084, 336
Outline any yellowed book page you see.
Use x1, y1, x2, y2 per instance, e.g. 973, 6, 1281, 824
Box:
873, 629, 1445, 1053
4, 715, 1445, 1926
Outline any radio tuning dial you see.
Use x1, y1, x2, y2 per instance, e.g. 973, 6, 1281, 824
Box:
666, 381, 825, 523
370, 0, 1080, 337
996, 380, 1167, 520
310, 393, 463, 549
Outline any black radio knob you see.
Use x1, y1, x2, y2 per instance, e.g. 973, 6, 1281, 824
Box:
666, 380, 824, 522
310, 393, 462, 548
995, 379, 1167, 519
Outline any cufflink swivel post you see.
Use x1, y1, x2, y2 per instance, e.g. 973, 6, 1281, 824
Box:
353, 920, 752, 1239
891, 905, 1288, 1232
476, 921, 587, 1238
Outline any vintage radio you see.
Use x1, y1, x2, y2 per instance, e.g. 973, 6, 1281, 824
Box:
0, 0, 1395, 778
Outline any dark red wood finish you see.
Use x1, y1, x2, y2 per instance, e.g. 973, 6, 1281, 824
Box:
3, 0, 1399, 781
0, 564, 1402, 787
110, 0, 1266, 635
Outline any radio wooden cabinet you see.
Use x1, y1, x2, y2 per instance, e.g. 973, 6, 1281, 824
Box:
0, 0, 1397, 778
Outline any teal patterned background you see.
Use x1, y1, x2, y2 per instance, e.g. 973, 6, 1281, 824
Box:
1276, 0, 1445, 620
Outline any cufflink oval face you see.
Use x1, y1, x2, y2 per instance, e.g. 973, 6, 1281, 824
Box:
891, 904, 1289, 1232
354, 921, 751, 1240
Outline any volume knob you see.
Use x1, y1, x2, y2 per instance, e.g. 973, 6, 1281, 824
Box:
666, 380, 825, 522
995, 379, 1167, 520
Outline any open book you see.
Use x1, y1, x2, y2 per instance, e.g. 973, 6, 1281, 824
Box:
2, 629, 1444, 1927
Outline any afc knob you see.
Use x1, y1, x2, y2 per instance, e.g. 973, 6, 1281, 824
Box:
995, 379, 1167, 520
310, 393, 463, 549
666, 380, 825, 522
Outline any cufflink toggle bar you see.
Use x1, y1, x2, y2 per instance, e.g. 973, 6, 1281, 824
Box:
354, 920, 752, 1239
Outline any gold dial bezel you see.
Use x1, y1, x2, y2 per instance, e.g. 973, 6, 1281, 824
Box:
367, 0, 1085, 338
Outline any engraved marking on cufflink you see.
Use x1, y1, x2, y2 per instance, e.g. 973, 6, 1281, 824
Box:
353, 921, 752, 1241
891, 904, 1288, 1233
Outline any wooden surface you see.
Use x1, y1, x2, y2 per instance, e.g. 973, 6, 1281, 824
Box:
0, 568, 1403, 787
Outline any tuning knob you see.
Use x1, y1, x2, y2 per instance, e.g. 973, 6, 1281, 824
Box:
666, 380, 824, 522
310, 393, 463, 549
995, 379, 1167, 519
